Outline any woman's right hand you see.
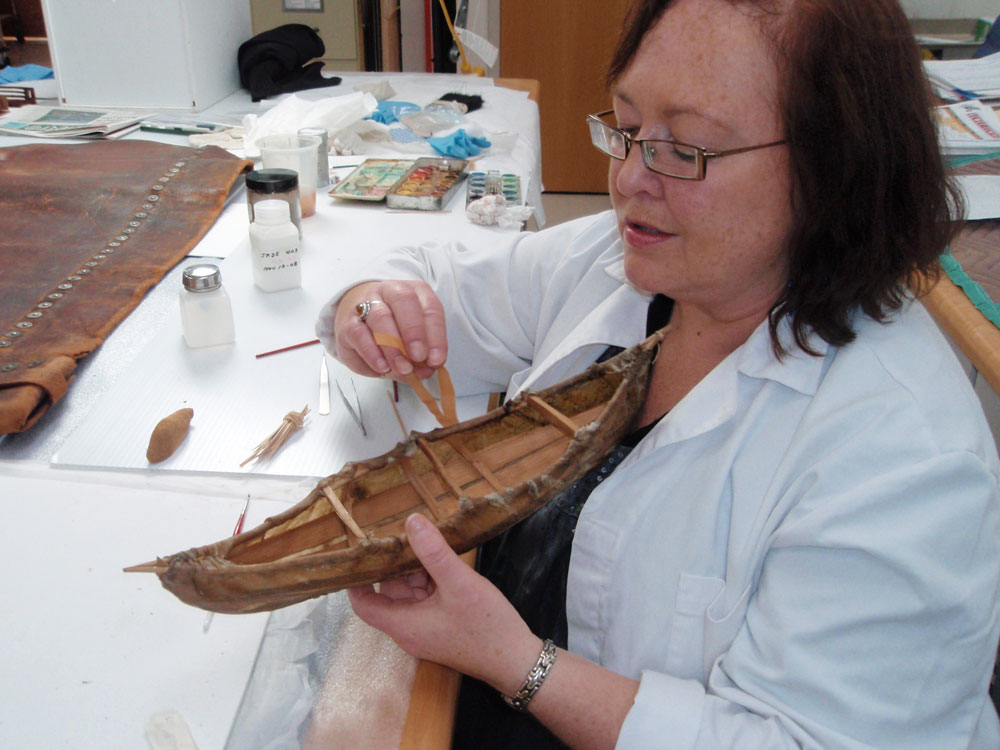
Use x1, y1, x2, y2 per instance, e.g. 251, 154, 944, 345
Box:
325, 280, 448, 380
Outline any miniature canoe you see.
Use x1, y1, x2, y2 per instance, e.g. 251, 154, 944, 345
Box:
126, 329, 665, 614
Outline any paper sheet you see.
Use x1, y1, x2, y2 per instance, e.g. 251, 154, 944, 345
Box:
957, 174, 1000, 220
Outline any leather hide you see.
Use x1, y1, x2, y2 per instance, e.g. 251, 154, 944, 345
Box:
0, 140, 252, 434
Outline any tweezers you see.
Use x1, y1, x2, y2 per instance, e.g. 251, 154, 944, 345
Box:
335, 378, 367, 437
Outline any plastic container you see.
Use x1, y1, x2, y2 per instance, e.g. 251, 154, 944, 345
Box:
298, 127, 330, 188
258, 133, 321, 217
249, 199, 301, 292
179, 264, 235, 348
246, 168, 301, 236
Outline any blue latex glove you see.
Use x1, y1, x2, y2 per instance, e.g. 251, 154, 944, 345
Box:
0, 64, 54, 84
367, 100, 418, 125
428, 129, 491, 158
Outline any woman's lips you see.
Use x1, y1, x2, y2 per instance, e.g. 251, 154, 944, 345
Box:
623, 220, 673, 248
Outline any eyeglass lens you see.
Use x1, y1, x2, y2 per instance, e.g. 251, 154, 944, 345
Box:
588, 118, 701, 179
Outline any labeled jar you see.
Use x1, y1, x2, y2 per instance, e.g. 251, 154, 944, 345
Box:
249, 199, 302, 292
246, 168, 301, 236
179, 264, 235, 348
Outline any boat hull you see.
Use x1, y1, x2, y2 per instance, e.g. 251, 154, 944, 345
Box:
142, 331, 663, 613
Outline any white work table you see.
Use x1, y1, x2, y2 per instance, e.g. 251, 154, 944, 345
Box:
0, 73, 541, 749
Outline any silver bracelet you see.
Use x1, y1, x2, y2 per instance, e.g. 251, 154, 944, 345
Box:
502, 638, 558, 712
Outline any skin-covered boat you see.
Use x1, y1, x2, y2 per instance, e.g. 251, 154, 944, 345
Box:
125, 329, 665, 614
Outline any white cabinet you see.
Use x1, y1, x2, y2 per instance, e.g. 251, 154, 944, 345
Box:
41, 0, 252, 111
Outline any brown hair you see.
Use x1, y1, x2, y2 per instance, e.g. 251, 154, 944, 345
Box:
608, 0, 963, 355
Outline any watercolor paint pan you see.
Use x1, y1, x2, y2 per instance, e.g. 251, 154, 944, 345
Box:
329, 158, 414, 201
386, 157, 469, 211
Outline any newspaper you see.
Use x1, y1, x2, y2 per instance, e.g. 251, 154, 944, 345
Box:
936, 99, 1000, 154
0, 104, 146, 138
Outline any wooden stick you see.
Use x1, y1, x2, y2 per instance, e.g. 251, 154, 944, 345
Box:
321, 485, 367, 541
254, 339, 320, 359
387, 389, 408, 437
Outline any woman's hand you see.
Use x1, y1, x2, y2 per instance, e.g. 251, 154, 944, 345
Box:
329, 280, 448, 380
348, 513, 540, 695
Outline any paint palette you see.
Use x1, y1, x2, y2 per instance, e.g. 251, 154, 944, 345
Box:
466, 171, 521, 206
385, 157, 469, 211
329, 159, 414, 201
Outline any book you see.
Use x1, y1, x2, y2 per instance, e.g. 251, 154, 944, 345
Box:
0, 104, 147, 139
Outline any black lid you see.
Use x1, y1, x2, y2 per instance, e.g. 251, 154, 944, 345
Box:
246, 168, 298, 193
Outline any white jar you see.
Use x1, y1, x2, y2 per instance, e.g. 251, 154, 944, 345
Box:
179, 264, 236, 348
249, 199, 302, 292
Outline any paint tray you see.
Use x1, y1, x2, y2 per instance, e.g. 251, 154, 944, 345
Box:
385, 157, 469, 211
329, 159, 414, 201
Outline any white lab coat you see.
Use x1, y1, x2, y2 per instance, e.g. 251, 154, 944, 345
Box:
317, 211, 1000, 748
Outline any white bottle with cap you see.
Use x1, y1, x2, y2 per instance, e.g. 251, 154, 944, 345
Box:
249, 199, 302, 292
179, 264, 236, 348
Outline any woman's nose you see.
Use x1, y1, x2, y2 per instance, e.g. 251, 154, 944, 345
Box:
613, 143, 662, 198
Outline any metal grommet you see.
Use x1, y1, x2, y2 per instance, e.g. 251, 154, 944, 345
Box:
108, 241, 121, 247
26, 312, 43, 319
57, 283, 73, 290
123, 228, 135, 234
67, 276, 82, 281
146, 195, 160, 202
104, 248, 115, 254
158, 176, 170, 183
136, 211, 149, 218
1, 363, 18, 372
151, 184, 165, 191
37, 302, 53, 309
129, 221, 142, 227
48, 293, 64, 300
84, 261, 98, 267
76, 269, 91, 275
175, 161, 186, 167
5, 330, 21, 337
0, 341, 10, 348
93, 255, 107, 261
15, 321, 32, 329
116, 235, 129, 241
142, 203, 155, 210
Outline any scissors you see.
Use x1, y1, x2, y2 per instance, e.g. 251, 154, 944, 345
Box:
335, 378, 368, 437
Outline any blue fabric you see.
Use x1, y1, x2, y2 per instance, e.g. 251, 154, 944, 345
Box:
367, 100, 418, 125
427, 129, 491, 158
0, 64, 54, 83
973, 16, 1000, 58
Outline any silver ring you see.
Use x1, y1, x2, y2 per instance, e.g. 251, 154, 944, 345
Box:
355, 300, 380, 322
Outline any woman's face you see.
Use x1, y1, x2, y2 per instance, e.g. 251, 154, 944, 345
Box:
610, 0, 793, 323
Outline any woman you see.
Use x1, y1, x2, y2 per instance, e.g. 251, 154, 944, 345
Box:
316, 0, 1000, 746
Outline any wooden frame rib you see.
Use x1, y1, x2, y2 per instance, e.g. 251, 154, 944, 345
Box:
417, 437, 465, 499
525, 394, 579, 437
444, 436, 505, 493
399, 456, 447, 520
321, 485, 366, 544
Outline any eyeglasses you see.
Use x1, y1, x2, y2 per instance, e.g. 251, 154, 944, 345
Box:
586, 109, 786, 181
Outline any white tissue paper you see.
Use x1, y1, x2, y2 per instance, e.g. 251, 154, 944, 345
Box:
242, 91, 378, 157
466, 194, 534, 229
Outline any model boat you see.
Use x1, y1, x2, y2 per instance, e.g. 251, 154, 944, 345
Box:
126, 329, 665, 614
